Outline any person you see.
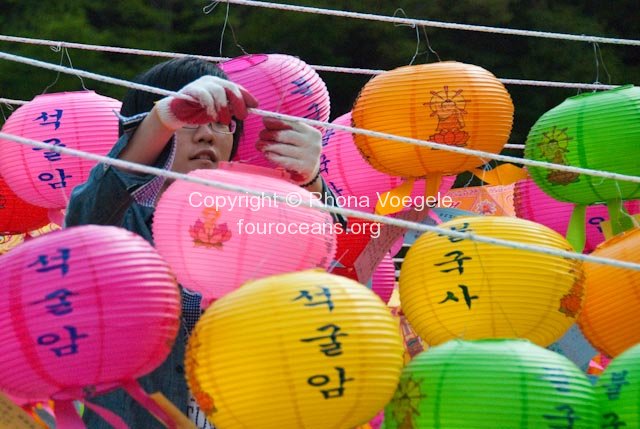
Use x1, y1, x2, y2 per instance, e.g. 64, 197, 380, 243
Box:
65, 56, 343, 429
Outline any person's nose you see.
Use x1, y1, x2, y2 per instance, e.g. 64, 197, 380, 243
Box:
193, 124, 215, 144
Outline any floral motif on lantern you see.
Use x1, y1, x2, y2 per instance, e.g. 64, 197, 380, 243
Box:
426, 86, 470, 147
189, 207, 232, 249
391, 376, 425, 429
538, 126, 579, 185
559, 282, 585, 318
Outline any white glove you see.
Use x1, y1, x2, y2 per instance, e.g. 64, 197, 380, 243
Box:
257, 117, 322, 186
155, 75, 258, 130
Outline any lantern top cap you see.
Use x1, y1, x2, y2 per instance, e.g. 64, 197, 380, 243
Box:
33, 90, 98, 99
220, 54, 270, 72
196, 161, 293, 181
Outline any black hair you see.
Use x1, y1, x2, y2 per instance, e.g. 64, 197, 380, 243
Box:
120, 56, 243, 159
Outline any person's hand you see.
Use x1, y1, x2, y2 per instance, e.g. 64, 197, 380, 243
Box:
155, 75, 258, 131
257, 117, 322, 186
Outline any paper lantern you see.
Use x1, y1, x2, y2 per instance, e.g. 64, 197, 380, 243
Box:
578, 228, 640, 357
399, 216, 586, 347
445, 183, 516, 216
383, 339, 599, 428
514, 178, 640, 253
525, 85, 640, 205
370, 252, 396, 304
0, 392, 40, 429
0, 225, 180, 403
320, 111, 455, 213
0, 176, 49, 234
0, 91, 121, 208
153, 162, 336, 302
186, 270, 404, 429
0, 233, 25, 255
525, 86, 640, 246
219, 54, 331, 168
352, 61, 513, 180
596, 343, 640, 428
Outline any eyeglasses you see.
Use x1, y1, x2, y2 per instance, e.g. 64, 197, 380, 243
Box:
182, 119, 237, 135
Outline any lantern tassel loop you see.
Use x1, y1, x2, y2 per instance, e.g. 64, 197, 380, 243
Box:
374, 178, 416, 215
607, 198, 636, 236
55, 399, 128, 429
566, 204, 587, 253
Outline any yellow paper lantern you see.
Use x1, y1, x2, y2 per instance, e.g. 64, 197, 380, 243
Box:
578, 228, 640, 357
186, 270, 404, 429
352, 61, 513, 179
399, 216, 585, 347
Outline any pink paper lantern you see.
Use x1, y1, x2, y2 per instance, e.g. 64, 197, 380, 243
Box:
320, 112, 456, 213
514, 178, 640, 253
370, 252, 396, 304
369, 410, 384, 429
0, 225, 180, 403
0, 91, 121, 208
152, 163, 337, 302
219, 54, 331, 168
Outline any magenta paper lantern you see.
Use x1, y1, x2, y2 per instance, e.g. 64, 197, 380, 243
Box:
219, 54, 331, 168
514, 178, 640, 253
0, 175, 49, 234
370, 252, 396, 304
0, 225, 180, 403
0, 91, 121, 208
321, 112, 455, 213
152, 163, 337, 303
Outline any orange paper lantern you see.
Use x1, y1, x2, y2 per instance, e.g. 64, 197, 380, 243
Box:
352, 61, 513, 179
578, 228, 640, 357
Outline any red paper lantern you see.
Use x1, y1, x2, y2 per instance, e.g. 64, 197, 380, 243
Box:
0, 175, 49, 234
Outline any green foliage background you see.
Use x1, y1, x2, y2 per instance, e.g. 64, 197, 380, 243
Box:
1, 0, 638, 165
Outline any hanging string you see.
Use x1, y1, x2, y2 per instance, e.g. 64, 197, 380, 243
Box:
216, 1, 249, 56
1, 130, 639, 272
0, 101, 14, 122
592, 42, 612, 86
392, 8, 421, 66
218, 1, 231, 56
203, 1, 220, 14
421, 25, 441, 62
0, 35, 621, 90
220, 0, 640, 46
0, 50, 636, 184
40, 43, 66, 94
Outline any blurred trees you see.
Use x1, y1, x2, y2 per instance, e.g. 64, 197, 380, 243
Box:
1, 0, 638, 148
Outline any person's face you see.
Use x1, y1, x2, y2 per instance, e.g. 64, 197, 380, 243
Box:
170, 121, 235, 174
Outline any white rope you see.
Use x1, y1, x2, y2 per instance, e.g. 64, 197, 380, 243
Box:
1, 131, 638, 272
0, 34, 227, 63
0, 89, 527, 151
0, 97, 27, 105
257, 108, 640, 185
1, 50, 638, 185
0, 34, 621, 90
222, 0, 640, 46
503, 144, 525, 150
0, 51, 191, 100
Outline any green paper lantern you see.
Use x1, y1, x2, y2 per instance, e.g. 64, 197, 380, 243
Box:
596, 343, 640, 428
383, 339, 599, 429
525, 85, 640, 249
